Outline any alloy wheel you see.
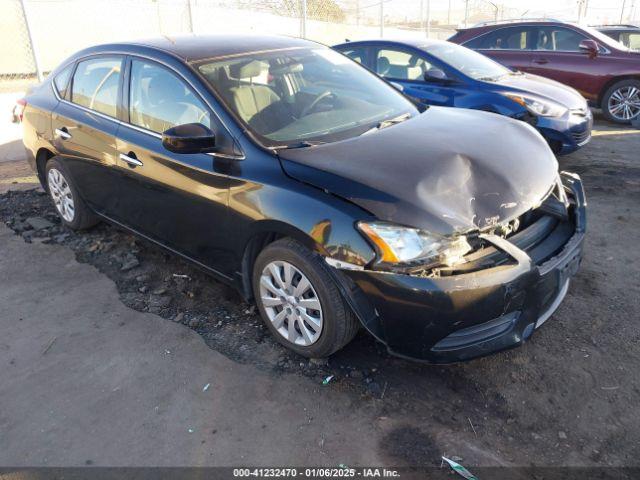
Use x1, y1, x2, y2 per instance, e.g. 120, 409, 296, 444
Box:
259, 260, 323, 346
608, 86, 640, 121
47, 168, 75, 222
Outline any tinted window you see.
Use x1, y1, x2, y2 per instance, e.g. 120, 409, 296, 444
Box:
129, 60, 211, 134
620, 32, 640, 50
465, 27, 530, 50
53, 64, 73, 98
534, 27, 587, 51
376, 49, 431, 80
71, 57, 122, 117
340, 47, 366, 64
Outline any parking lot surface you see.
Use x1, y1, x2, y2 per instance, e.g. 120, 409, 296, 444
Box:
0, 117, 639, 468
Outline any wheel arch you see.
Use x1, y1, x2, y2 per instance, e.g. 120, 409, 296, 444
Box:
35, 148, 55, 189
598, 75, 640, 106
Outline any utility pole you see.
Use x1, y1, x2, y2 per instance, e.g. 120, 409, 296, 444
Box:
447, 0, 451, 26
620, 0, 627, 23
356, 0, 360, 26
464, 0, 469, 28
426, 0, 431, 38
186, 0, 193, 33
19, 0, 42, 82
380, 0, 384, 37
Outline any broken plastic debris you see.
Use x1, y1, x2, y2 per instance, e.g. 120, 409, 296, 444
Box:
203, 383, 210, 392
188, 428, 194, 433
173, 273, 190, 279
442, 456, 477, 480
338, 464, 348, 469
322, 375, 334, 385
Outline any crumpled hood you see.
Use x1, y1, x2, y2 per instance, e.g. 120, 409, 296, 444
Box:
278, 107, 559, 235
493, 73, 587, 110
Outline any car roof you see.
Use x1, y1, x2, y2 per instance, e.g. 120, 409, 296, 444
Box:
335, 38, 451, 50
89, 34, 319, 63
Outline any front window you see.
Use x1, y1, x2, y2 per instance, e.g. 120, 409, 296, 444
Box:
197, 47, 417, 147
425, 42, 510, 81
129, 59, 211, 134
534, 26, 587, 52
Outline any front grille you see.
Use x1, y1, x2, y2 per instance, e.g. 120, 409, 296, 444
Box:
571, 129, 591, 145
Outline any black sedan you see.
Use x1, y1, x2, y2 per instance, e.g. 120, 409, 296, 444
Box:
21, 35, 586, 363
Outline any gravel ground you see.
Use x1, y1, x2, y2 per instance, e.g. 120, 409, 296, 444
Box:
0, 118, 639, 469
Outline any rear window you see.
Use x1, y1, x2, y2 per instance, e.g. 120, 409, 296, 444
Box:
465, 26, 531, 50
53, 64, 73, 99
71, 57, 122, 117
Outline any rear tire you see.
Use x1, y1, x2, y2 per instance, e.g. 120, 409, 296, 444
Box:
601, 79, 640, 124
45, 157, 99, 230
252, 238, 359, 358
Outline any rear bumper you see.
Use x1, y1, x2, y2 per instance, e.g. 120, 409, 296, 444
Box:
536, 109, 593, 155
337, 172, 586, 363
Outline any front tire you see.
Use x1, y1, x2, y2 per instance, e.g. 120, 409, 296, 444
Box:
601, 79, 640, 124
252, 238, 359, 358
45, 157, 99, 230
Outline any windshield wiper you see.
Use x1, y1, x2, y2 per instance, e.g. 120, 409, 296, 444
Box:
273, 140, 326, 150
362, 113, 411, 135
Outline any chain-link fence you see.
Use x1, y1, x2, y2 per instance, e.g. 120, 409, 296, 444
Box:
1, 0, 638, 93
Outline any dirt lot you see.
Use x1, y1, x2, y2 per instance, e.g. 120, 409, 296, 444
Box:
1, 116, 639, 472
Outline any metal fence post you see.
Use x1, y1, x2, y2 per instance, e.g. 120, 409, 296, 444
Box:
300, 0, 307, 38
379, 0, 384, 37
19, 0, 42, 82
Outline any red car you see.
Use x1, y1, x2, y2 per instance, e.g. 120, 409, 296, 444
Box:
449, 20, 640, 124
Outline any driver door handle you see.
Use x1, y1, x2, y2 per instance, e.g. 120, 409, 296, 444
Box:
119, 152, 143, 168
533, 58, 549, 65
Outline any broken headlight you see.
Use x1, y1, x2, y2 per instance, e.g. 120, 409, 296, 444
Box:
358, 221, 472, 272
503, 93, 567, 118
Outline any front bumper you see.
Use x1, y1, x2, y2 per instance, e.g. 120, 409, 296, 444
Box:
536, 108, 593, 155
337, 172, 586, 363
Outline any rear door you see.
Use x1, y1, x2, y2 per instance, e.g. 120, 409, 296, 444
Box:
51, 55, 124, 215
113, 57, 235, 276
371, 46, 457, 106
463, 25, 535, 72
526, 26, 602, 98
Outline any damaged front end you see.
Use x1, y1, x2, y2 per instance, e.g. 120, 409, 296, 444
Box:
333, 172, 586, 363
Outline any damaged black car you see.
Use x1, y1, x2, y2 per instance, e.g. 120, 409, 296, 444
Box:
21, 35, 586, 363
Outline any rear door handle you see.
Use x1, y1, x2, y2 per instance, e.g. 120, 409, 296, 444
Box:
533, 58, 549, 65
55, 127, 71, 140
119, 152, 143, 168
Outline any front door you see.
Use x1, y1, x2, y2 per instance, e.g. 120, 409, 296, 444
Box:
51, 55, 124, 216
113, 57, 234, 277
526, 25, 603, 101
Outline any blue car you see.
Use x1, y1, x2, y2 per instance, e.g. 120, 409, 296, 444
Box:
333, 39, 593, 155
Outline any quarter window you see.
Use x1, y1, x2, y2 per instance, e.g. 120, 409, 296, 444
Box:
465, 27, 530, 50
71, 57, 122, 117
534, 27, 587, 52
129, 60, 211, 134
376, 49, 430, 81
53, 64, 73, 98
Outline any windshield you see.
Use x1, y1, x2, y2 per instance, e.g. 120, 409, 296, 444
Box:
424, 42, 511, 80
580, 25, 632, 52
197, 47, 417, 147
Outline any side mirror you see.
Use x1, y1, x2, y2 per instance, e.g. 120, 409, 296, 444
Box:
424, 67, 448, 82
162, 123, 216, 154
579, 39, 599, 56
